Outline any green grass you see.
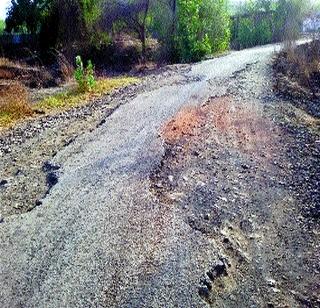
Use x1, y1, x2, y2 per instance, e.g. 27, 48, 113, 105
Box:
0, 112, 14, 127
35, 77, 139, 112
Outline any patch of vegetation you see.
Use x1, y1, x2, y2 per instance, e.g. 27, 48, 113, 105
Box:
0, 20, 5, 34
34, 77, 139, 112
74, 56, 96, 92
0, 83, 33, 127
4, 0, 232, 64
175, 0, 230, 62
274, 40, 320, 98
0, 57, 58, 88
273, 40, 320, 118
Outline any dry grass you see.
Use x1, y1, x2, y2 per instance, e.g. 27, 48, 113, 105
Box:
276, 40, 320, 97
0, 83, 33, 127
0, 58, 18, 67
0, 57, 56, 88
55, 52, 74, 81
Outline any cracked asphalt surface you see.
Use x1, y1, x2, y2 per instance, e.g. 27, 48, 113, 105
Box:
0, 44, 319, 307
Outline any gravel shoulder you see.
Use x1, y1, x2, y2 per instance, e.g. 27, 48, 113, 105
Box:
0, 44, 319, 307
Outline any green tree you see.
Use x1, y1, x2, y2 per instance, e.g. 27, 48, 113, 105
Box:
39, 0, 104, 57
5, 0, 47, 33
101, 0, 151, 61
176, 0, 210, 62
232, 0, 311, 49
175, 0, 230, 62
273, 0, 309, 42
0, 20, 5, 34
200, 0, 230, 53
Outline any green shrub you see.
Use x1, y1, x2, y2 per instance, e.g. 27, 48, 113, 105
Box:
176, 0, 230, 63
74, 56, 96, 92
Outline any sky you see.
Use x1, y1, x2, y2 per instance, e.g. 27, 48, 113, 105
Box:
0, 0, 10, 20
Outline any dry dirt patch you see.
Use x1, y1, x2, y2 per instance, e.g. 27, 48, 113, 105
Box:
161, 96, 279, 160
162, 105, 207, 144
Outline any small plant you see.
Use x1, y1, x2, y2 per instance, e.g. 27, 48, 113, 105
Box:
74, 56, 96, 92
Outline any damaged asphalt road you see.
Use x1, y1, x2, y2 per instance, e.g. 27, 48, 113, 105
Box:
0, 44, 319, 307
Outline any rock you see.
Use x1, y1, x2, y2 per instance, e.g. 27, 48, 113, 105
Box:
266, 278, 277, 287
0, 179, 8, 187
192, 150, 200, 157
168, 175, 174, 182
200, 277, 212, 290
271, 287, 281, 293
42, 161, 61, 173
15, 169, 24, 176
46, 172, 58, 188
198, 286, 210, 299
240, 219, 253, 233
207, 259, 227, 281
0, 214, 4, 223
35, 200, 43, 206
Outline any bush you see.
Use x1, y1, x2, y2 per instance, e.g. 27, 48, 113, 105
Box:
74, 55, 96, 92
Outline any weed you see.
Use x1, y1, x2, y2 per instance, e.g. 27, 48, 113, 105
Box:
74, 56, 96, 92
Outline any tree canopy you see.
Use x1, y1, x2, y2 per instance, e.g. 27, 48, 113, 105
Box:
231, 0, 311, 49
2, 0, 315, 62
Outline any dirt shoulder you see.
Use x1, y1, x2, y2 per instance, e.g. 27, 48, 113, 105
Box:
150, 61, 319, 306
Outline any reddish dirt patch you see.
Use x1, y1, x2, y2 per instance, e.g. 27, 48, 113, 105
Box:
162, 105, 207, 145
208, 97, 279, 158
162, 96, 279, 160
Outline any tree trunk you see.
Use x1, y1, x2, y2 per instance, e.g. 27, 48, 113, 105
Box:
141, 26, 146, 63
169, 0, 177, 61
140, 0, 150, 63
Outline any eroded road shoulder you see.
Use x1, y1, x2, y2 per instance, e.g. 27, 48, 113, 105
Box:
151, 90, 319, 306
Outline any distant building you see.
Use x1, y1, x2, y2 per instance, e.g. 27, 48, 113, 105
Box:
303, 13, 320, 33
